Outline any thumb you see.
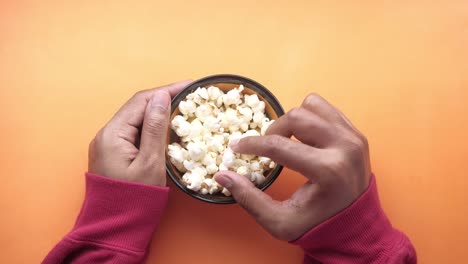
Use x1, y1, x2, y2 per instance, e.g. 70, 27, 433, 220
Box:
138, 89, 171, 162
214, 171, 286, 237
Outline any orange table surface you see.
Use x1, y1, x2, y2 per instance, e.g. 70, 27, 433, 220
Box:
1, 1, 467, 263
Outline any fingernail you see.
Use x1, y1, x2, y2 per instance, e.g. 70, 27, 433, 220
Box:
229, 138, 240, 150
215, 174, 233, 189
151, 90, 170, 113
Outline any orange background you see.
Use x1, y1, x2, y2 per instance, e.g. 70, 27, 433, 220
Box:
1, 1, 467, 263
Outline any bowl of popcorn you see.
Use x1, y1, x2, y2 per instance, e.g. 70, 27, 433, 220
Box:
166, 74, 285, 204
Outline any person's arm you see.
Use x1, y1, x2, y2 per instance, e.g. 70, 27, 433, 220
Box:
214, 93, 417, 263
43, 174, 169, 264
43, 80, 191, 264
293, 175, 417, 264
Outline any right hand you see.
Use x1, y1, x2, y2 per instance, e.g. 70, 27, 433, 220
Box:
214, 93, 372, 241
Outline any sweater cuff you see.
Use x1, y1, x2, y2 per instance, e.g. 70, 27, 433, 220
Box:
69, 173, 170, 252
291, 175, 402, 263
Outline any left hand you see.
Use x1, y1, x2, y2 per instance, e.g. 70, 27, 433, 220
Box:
88, 80, 191, 186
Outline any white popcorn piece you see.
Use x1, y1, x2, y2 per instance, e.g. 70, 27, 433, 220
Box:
223, 88, 243, 106
245, 94, 260, 107
269, 161, 276, 169
178, 100, 196, 116
203, 178, 220, 194
251, 171, 266, 185
228, 131, 243, 143
216, 96, 224, 107
202, 151, 217, 166
207, 86, 223, 100
243, 129, 260, 137
252, 111, 265, 124
249, 161, 262, 172
236, 166, 250, 177
206, 164, 218, 174
171, 115, 191, 137
218, 163, 229, 171
203, 116, 221, 132
221, 187, 231, 196
169, 85, 276, 196
183, 169, 205, 191
240, 123, 249, 132
232, 159, 248, 171
183, 160, 201, 171
261, 119, 274, 135
222, 148, 236, 168
195, 103, 213, 121
238, 106, 253, 122
186, 118, 203, 141
205, 134, 223, 153
186, 141, 207, 161
170, 158, 186, 173
197, 87, 209, 100
240, 154, 255, 161
252, 100, 266, 113
168, 143, 186, 163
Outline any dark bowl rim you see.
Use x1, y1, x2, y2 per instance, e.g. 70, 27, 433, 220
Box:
166, 74, 285, 204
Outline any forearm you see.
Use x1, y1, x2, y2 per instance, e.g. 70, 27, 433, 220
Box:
43, 173, 169, 264
293, 175, 417, 264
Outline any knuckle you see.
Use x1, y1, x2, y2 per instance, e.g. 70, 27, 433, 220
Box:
326, 151, 349, 173
303, 93, 324, 109
94, 126, 110, 145
133, 90, 148, 100
359, 134, 369, 149
287, 107, 303, 122
346, 134, 368, 155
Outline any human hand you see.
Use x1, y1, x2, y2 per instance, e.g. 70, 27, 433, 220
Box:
88, 80, 191, 186
214, 93, 372, 241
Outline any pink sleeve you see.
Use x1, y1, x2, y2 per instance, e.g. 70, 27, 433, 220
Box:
291, 175, 417, 264
42, 173, 170, 264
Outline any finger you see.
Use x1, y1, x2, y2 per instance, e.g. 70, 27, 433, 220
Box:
135, 88, 171, 163
214, 171, 289, 238
265, 107, 335, 147
109, 80, 191, 128
301, 93, 348, 125
230, 135, 322, 181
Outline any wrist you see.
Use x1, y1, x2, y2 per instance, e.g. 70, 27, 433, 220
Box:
291, 174, 401, 263
70, 173, 170, 251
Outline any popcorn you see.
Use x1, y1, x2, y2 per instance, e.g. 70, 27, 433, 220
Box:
252, 100, 266, 113
245, 94, 260, 107
222, 85, 244, 106
261, 119, 275, 135
237, 166, 249, 176
171, 115, 191, 137
178, 100, 196, 116
183, 167, 207, 191
207, 86, 222, 100
195, 103, 213, 121
252, 111, 265, 124
222, 148, 236, 168
251, 172, 266, 185
222, 187, 231, 196
168, 85, 276, 196
187, 141, 207, 161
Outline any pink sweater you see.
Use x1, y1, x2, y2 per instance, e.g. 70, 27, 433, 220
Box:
43, 173, 416, 264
